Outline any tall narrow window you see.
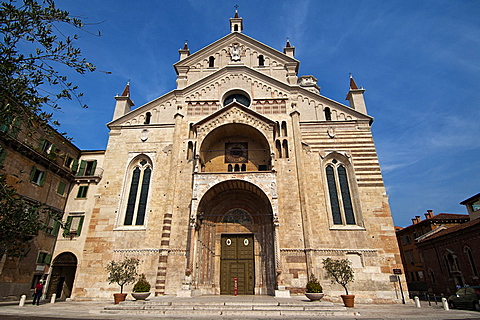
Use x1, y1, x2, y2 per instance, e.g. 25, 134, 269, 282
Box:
325, 159, 357, 226
338, 166, 355, 224
124, 158, 152, 226
326, 165, 342, 224
208, 56, 215, 68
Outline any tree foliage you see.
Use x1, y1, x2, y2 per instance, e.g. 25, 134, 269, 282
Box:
322, 258, 355, 295
0, 174, 50, 258
0, 0, 99, 129
106, 257, 140, 294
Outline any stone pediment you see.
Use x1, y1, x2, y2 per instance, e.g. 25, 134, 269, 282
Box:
194, 102, 275, 141
174, 32, 299, 87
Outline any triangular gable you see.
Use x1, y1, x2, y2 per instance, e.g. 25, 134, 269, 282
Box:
174, 32, 299, 74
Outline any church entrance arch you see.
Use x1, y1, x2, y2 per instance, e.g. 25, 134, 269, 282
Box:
194, 180, 275, 295
46, 252, 77, 300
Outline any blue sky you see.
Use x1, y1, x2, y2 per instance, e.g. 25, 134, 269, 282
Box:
52, 0, 480, 228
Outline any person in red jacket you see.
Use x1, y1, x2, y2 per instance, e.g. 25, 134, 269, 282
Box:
32, 281, 43, 306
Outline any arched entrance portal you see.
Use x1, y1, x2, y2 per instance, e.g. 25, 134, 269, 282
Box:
194, 180, 275, 295
47, 252, 77, 300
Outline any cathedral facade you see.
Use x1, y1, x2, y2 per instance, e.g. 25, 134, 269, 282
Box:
53, 12, 404, 302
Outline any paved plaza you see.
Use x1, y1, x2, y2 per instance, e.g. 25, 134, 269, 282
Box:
0, 295, 479, 320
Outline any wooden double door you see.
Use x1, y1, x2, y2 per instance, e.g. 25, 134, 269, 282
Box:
220, 234, 254, 295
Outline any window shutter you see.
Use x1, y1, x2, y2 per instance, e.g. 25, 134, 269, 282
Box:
39, 171, 46, 186
52, 220, 60, 236
71, 159, 79, 173
38, 137, 46, 150
57, 181, 66, 195
45, 254, 52, 264
90, 160, 97, 175
30, 167, 37, 182
76, 216, 85, 236
77, 160, 86, 176
63, 216, 73, 237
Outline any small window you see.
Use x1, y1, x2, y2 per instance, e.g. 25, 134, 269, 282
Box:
76, 160, 97, 176
258, 55, 264, 67
325, 107, 332, 121
76, 185, 88, 198
30, 167, 46, 186
208, 56, 215, 68
471, 199, 480, 212
64, 155, 73, 168
57, 181, 67, 196
144, 112, 151, 124
234, 24, 238, 32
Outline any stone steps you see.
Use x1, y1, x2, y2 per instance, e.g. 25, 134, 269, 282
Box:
102, 296, 356, 317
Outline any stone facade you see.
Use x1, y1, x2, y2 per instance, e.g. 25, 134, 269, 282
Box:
53, 12, 405, 303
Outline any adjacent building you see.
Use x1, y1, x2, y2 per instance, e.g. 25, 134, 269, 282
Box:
0, 117, 81, 301
395, 211, 469, 296
415, 194, 480, 296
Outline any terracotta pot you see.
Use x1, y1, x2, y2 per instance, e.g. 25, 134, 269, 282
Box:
113, 293, 127, 304
341, 294, 355, 307
131, 292, 151, 300
305, 293, 324, 301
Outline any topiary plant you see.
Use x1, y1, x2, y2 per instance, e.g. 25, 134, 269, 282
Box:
133, 273, 151, 292
306, 274, 323, 293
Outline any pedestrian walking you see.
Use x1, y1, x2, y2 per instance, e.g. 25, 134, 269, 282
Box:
32, 281, 43, 306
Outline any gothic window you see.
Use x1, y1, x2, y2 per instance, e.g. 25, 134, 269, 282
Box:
124, 157, 152, 226
325, 159, 357, 225
208, 56, 215, 68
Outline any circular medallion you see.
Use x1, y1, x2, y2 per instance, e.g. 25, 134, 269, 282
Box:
244, 239, 249, 246
226, 239, 232, 246
225, 143, 247, 163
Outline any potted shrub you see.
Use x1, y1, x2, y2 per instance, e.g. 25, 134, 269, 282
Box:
323, 258, 355, 307
305, 274, 324, 301
106, 257, 139, 304
131, 273, 151, 300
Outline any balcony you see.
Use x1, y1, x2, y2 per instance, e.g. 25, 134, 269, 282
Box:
74, 167, 103, 183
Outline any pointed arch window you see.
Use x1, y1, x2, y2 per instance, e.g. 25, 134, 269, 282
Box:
325, 159, 356, 225
124, 158, 152, 226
